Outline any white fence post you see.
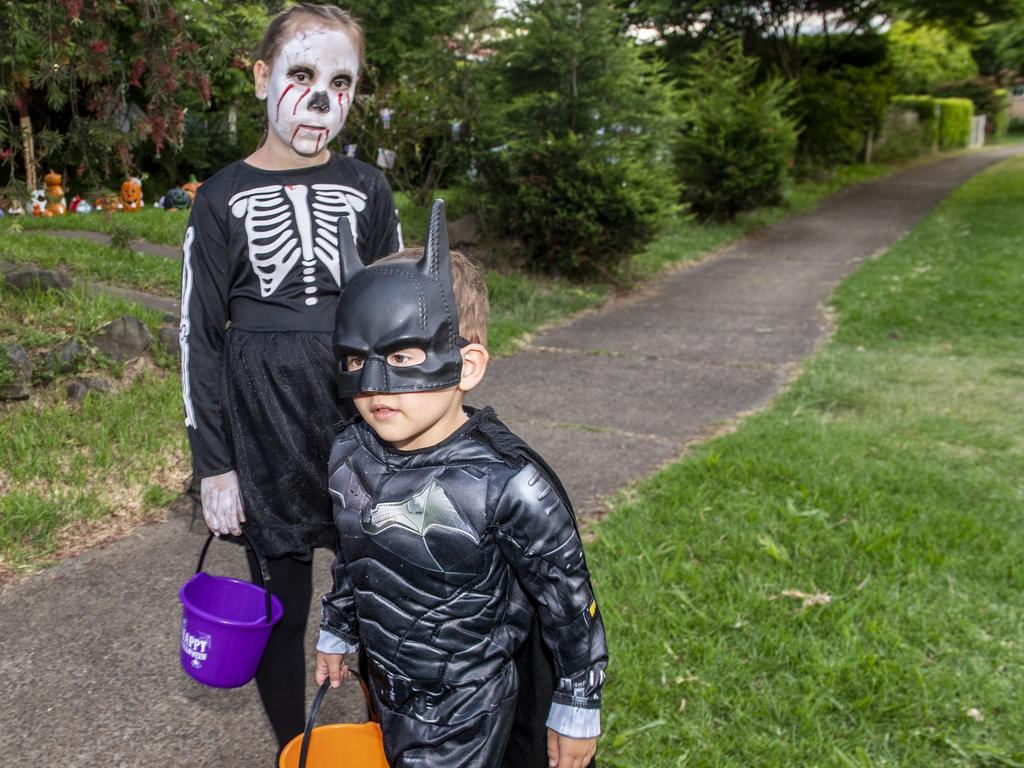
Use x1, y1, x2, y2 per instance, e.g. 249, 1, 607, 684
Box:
969, 115, 987, 148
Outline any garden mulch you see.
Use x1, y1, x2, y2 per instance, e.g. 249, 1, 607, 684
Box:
1, 145, 1021, 768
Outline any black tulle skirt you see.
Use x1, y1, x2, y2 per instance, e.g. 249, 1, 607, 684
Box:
222, 328, 349, 559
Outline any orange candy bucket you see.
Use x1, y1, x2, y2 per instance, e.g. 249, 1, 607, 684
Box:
279, 676, 389, 768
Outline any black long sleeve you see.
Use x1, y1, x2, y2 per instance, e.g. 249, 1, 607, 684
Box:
178, 154, 401, 479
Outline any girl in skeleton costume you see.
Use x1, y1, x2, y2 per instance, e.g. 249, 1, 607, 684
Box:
179, 4, 401, 751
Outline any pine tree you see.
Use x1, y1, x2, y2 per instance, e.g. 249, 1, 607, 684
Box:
477, 0, 676, 278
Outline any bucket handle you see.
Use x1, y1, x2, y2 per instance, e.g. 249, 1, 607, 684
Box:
195, 530, 274, 625
298, 675, 376, 768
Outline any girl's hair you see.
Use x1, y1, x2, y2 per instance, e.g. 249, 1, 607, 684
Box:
256, 3, 365, 69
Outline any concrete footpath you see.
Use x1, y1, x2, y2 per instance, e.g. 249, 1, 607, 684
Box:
1, 146, 1020, 767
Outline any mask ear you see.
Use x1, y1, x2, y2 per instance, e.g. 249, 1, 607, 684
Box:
420, 199, 450, 282
338, 212, 363, 285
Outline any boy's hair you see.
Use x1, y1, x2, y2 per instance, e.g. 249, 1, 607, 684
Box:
256, 3, 365, 69
376, 249, 489, 347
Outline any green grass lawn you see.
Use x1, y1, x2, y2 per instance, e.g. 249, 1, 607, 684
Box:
14, 206, 191, 246
0, 231, 182, 295
591, 156, 1024, 766
0, 282, 173, 372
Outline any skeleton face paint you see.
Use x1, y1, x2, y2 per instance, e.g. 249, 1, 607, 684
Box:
262, 26, 359, 158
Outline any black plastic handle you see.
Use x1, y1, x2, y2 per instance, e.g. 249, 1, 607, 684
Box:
194, 530, 274, 625
299, 674, 375, 768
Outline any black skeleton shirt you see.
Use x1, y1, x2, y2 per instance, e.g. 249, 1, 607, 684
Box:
180, 153, 401, 481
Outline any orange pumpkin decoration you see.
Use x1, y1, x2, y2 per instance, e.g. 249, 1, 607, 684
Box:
43, 170, 67, 217
182, 176, 202, 201
120, 177, 143, 213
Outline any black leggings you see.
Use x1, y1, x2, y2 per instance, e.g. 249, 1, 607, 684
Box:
246, 551, 313, 751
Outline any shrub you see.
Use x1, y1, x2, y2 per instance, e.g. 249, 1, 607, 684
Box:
675, 35, 799, 221
873, 95, 938, 161
936, 98, 973, 149
933, 80, 1007, 140
795, 65, 892, 167
475, 0, 676, 278
476, 135, 671, 280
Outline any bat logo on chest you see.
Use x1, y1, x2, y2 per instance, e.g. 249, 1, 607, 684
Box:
366, 480, 479, 545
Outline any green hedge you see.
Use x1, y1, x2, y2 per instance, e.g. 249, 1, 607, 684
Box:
933, 80, 1011, 142
875, 95, 939, 161
993, 89, 1010, 141
936, 97, 973, 149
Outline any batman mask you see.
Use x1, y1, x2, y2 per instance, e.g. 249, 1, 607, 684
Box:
333, 200, 466, 397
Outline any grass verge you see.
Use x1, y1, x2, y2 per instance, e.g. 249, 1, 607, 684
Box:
0, 369, 189, 576
0, 283, 172, 364
13, 207, 190, 246
0, 232, 181, 295
590, 156, 1024, 765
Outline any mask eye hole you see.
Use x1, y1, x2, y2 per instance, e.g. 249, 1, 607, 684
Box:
386, 348, 426, 368
344, 355, 365, 371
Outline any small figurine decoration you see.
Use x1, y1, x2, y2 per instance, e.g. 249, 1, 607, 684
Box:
93, 194, 122, 212
30, 188, 46, 216
76, 200, 94, 214
181, 175, 202, 202
376, 147, 396, 170
43, 170, 67, 217
69, 195, 83, 213
3, 197, 25, 216
120, 177, 143, 212
163, 186, 192, 211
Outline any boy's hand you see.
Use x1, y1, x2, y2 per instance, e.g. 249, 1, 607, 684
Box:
547, 729, 596, 768
315, 651, 349, 688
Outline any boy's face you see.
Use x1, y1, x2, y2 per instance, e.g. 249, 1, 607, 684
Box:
256, 25, 359, 157
348, 348, 480, 451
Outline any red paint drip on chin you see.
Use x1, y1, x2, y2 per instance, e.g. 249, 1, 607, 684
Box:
275, 84, 295, 123
293, 87, 311, 115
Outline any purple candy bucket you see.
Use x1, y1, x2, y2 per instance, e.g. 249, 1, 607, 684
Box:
178, 532, 284, 688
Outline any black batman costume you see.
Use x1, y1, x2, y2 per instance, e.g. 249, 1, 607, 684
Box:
318, 202, 608, 766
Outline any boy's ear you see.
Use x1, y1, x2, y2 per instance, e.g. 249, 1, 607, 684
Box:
253, 60, 269, 101
457, 344, 489, 393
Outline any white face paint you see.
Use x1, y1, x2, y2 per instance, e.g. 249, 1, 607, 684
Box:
262, 26, 359, 158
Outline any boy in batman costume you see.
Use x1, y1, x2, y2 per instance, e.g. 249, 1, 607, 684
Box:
316, 201, 608, 767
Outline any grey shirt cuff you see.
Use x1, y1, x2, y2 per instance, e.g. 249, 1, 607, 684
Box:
545, 702, 601, 739
316, 629, 360, 655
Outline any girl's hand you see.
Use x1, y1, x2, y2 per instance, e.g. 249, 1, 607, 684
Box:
547, 729, 596, 768
315, 651, 349, 688
199, 470, 245, 536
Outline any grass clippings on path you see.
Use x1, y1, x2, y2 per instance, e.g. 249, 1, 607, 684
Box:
591, 156, 1024, 766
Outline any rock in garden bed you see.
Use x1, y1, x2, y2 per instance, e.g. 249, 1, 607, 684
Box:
158, 325, 181, 357
91, 316, 152, 362
0, 343, 33, 400
3, 268, 73, 292
66, 376, 112, 404
47, 338, 89, 374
